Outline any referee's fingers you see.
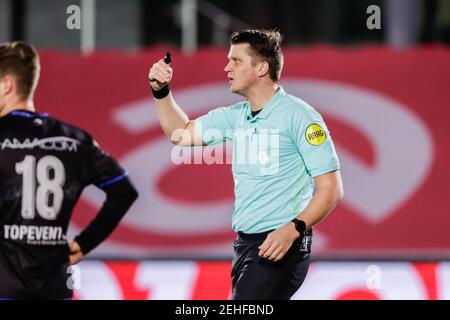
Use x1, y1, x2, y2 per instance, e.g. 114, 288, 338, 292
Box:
154, 69, 170, 83
263, 243, 279, 259
148, 68, 163, 83
153, 63, 170, 76
155, 60, 172, 76
151, 65, 170, 82
274, 249, 287, 261
258, 239, 271, 256
152, 65, 170, 82
154, 62, 171, 76
149, 61, 172, 83
268, 246, 284, 261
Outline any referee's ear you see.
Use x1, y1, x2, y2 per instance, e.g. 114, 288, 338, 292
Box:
257, 61, 269, 78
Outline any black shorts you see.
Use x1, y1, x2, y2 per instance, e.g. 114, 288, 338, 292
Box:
231, 229, 312, 300
0, 247, 72, 299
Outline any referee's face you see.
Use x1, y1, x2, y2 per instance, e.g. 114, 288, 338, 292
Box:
225, 44, 259, 96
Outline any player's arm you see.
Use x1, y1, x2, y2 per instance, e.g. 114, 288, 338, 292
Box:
70, 177, 138, 265
148, 57, 205, 146
69, 139, 139, 265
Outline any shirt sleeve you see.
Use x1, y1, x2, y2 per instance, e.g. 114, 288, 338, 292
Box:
82, 135, 127, 188
194, 106, 236, 146
291, 104, 340, 177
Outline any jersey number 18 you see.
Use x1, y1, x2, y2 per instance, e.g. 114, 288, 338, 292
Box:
15, 155, 66, 220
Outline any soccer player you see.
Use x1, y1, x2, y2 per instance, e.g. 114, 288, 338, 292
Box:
148, 30, 343, 300
0, 41, 138, 299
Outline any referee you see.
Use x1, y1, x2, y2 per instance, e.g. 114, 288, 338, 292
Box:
148, 30, 343, 300
0, 41, 138, 299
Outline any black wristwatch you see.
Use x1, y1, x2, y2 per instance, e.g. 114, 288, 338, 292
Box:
291, 219, 306, 237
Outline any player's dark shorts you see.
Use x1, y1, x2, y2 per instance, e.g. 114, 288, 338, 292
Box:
231, 229, 312, 300
0, 245, 73, 300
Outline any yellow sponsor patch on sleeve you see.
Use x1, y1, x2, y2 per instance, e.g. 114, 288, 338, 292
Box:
305, 124, 327, 145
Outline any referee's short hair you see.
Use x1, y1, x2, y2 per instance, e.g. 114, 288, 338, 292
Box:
0, 41, 40, 101
229, 29, 284, 82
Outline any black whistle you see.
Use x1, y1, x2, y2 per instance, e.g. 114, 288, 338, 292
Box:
164, 52, 171, 64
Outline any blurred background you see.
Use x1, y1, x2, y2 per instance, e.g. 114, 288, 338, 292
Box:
1, 0, 450, 299
1, 0, 450, 50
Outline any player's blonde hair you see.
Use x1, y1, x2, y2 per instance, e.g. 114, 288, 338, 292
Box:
0, 41, 40, 101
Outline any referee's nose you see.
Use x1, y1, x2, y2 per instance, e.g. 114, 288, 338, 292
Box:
224, 62, 232, 73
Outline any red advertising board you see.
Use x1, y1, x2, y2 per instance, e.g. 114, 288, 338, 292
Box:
72, 261, 450, 300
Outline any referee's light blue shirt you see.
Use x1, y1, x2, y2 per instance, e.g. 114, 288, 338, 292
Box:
195, 87, 340, 233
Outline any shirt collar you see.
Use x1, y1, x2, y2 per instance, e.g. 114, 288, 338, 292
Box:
5, 110, 48, 118
245, 86, 285, 122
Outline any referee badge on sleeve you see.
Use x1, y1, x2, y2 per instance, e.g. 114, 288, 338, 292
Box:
305, 124, 326, 146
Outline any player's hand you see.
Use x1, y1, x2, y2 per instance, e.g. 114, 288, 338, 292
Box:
68, 240, 85, 265
258, 222, 300, 262
148, 59, 173, 91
